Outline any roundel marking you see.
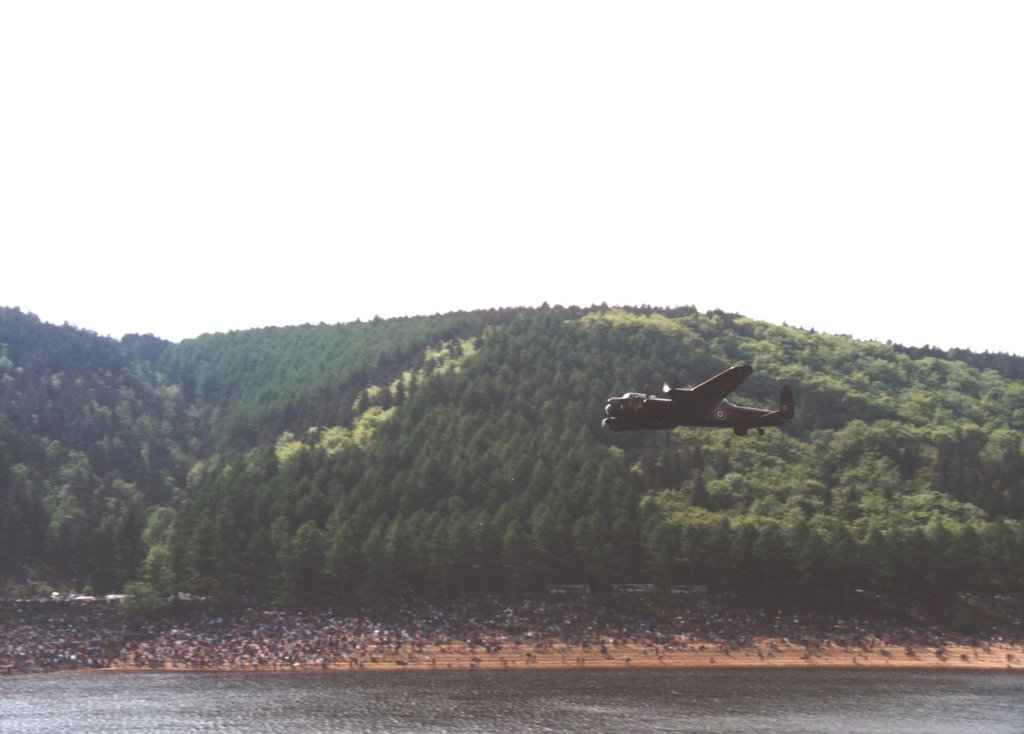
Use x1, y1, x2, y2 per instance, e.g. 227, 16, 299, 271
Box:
714, 407, 727, 420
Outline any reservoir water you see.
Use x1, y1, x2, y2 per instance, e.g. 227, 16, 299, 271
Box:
1, 669, 1021, 733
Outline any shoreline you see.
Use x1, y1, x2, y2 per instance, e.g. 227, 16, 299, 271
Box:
89, 640, 1024, 674
6, 596, 1023, 678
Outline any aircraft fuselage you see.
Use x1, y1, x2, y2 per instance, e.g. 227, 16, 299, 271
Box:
603, 394, 782, 434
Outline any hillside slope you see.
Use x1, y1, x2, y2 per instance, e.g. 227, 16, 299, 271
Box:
0, 307, 195, 591
2, 305, 1023, 616
151, 306, 1024, 611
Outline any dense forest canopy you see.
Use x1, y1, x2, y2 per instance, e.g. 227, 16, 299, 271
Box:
2, 304, 1023, 620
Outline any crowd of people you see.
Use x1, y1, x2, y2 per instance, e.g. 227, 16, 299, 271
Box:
2, 593, 1020, 675
1, 597, 125, 674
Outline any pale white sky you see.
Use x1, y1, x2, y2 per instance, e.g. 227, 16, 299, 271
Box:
2, 2, 1022, 354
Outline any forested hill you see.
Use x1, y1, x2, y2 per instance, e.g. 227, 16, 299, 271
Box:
0, 307, 194, 592
154, 310, 520, 452
2, 305, 1023, 620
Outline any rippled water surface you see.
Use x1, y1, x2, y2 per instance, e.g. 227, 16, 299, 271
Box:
2, 669, 1022, 733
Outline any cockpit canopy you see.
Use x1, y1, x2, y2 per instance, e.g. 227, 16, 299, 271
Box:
606, 392, 647, 415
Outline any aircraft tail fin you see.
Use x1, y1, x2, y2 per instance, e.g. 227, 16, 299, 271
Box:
779, 385, 795, 420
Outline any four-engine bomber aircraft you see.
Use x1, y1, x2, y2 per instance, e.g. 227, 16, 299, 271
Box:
603, 365, 794, 436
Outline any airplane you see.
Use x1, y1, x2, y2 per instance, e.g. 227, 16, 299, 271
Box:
602, 364, 794, 436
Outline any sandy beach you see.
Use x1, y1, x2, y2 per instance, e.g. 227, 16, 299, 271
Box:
102, 637, 1024, 673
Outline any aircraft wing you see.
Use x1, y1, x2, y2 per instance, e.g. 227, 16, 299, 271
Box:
687, 365, 753, 409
